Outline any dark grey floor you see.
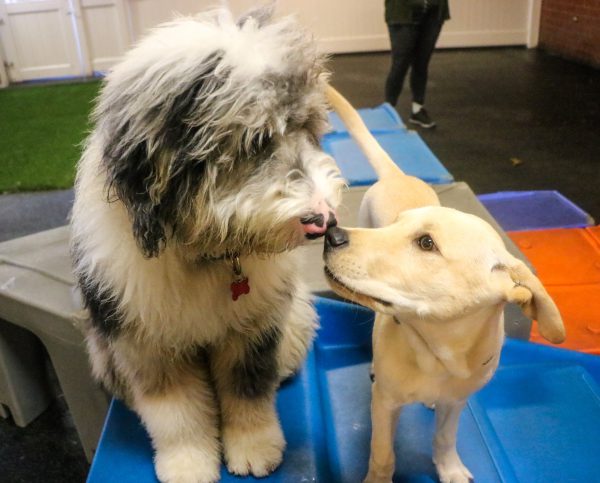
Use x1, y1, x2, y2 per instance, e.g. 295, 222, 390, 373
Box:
0, 189, 73, 242
331, 48, 600, 222
0, 47, 598, 483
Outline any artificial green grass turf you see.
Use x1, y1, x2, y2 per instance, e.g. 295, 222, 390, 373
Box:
0, 80, 101, 193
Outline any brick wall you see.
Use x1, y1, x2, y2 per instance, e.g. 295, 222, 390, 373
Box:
539, 0, 600, 67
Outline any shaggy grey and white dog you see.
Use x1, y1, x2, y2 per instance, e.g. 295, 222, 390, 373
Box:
71, 7, 342, 482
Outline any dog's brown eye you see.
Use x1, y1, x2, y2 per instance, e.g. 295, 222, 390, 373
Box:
417, 234, 436, 251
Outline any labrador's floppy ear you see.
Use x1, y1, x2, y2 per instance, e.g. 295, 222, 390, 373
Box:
493, 257, 565, 344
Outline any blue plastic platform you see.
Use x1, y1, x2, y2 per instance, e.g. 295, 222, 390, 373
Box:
88, 298, 600, 483
327, 103, 405, 134
321, 130, 453, 186
478, 190, 594, 232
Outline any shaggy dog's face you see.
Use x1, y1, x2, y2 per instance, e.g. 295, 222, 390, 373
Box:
92, 11, 343, 259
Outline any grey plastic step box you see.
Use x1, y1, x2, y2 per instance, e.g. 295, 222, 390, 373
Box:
299, 182, 534, 339
0, 227, 110, 461
0, 319, 52, 426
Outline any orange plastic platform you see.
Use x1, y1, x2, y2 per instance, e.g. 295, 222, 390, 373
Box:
509, 226, 600, 355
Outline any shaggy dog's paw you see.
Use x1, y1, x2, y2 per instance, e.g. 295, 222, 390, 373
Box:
223, 421, 285, 477
155, 445, 220, 483
434, 455, 474, 483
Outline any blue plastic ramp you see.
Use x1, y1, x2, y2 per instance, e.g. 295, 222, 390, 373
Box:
88, 298, 600, 482
322, 130, 454, 186
87, 350, 329, 483
327, 102, 405, 134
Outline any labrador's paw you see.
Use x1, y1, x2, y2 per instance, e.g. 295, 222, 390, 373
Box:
155, 444, 220, 483
223, 420, 285, 477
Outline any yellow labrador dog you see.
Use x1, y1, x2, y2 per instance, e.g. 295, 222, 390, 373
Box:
324, 87, 566, 483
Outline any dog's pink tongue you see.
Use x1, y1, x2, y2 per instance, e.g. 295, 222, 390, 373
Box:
301, 205, 337, 240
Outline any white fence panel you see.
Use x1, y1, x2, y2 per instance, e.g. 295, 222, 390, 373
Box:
78, 0, 130, 73
0, 0, 539, 84
0, 0, 83, 81
440, 0, 530, 48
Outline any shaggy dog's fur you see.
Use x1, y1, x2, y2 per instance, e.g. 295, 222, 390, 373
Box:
71, 8, 343, 482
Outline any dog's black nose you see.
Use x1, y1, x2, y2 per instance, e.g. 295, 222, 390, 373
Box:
324, 226, 349, 250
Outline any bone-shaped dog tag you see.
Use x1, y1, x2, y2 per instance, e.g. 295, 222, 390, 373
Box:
231, 277, 250, 301
230, 255, 250, 301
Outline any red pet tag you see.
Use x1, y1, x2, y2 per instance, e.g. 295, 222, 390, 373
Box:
231, 277, 250, 301
230, 255, 250, 301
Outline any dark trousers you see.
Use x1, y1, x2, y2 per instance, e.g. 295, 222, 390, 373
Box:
385, 7, 444, 106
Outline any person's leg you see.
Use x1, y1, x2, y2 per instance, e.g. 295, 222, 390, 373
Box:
385, 23, 418, 106
409, 8, 444, 106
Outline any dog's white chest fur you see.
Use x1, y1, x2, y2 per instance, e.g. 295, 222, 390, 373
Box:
373, 307, 505, 405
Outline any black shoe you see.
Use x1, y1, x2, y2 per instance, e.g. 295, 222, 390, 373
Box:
409, 108, 436, 128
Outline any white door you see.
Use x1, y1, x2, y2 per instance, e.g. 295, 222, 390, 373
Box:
74, 0, 131, 74
0, 0, 86, 82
